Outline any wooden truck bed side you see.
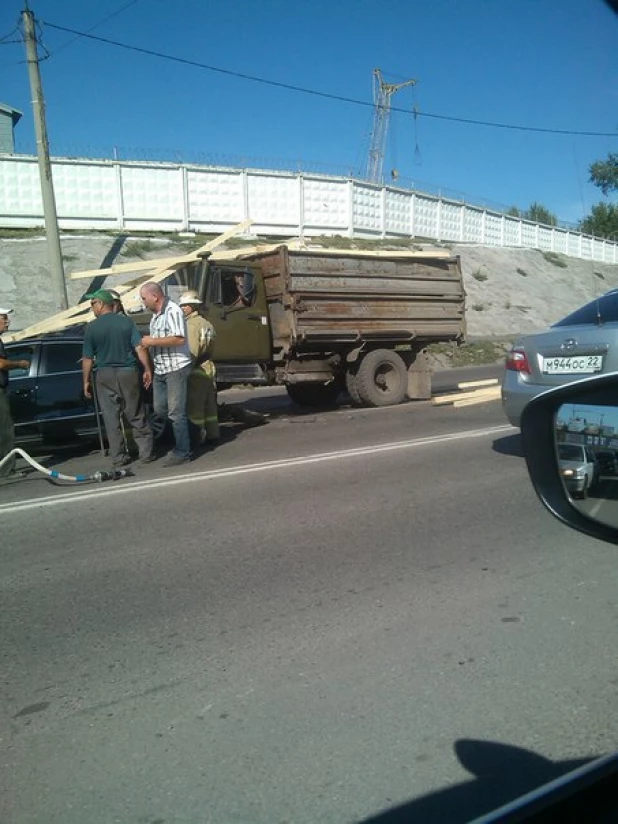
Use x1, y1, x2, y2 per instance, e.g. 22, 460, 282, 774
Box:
252, 246, 465, 354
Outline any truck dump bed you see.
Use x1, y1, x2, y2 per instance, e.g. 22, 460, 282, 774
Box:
251, 246, 465, 350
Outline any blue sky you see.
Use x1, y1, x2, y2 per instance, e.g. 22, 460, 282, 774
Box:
1, 0, 617, 226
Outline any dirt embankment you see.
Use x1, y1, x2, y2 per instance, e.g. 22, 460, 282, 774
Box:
1, 232, 617, 366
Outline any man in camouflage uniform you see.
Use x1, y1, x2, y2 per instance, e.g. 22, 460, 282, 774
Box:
178, 291, 220, 448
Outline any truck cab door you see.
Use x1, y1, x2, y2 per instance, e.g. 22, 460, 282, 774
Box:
206, 266, 271, 362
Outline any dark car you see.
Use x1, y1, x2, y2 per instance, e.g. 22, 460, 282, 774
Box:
595, 449, 618, 476
5, 333, 102, 447
5, 332, 160, 449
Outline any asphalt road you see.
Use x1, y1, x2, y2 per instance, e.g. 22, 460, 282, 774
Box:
3, 381, 618, 824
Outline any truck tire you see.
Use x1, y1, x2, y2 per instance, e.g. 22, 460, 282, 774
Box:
345, 368, 363, 407
355, 349, 408, 407
286, 381, 341, 408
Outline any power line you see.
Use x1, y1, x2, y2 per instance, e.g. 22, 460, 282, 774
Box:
0, 24, 19, 43
42, 20, 618, 139
0, 4, 141, 70
49, 0, 142, 56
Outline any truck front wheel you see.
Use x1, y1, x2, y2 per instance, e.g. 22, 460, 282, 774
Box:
356, 350, 407, 407
286, 381, 341, 408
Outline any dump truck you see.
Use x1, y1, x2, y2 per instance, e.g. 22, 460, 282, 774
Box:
161, 245, 466, 408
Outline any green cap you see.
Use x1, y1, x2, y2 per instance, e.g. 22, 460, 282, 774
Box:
86, 289, 115, 304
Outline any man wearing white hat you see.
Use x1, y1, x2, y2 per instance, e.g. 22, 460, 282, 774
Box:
178, 290, 220, 448
0, 307, 30, 478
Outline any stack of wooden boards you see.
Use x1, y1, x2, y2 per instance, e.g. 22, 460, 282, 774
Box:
6, 220, 454, 344
431, 378, 501, 408
5, 220, 256, 343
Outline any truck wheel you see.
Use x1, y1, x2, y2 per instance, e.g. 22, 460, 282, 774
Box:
345, 368, 363, 407
286, 382, 341, 408
355, 349, 407, 407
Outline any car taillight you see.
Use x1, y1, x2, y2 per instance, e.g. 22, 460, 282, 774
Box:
506, 348, 532, 374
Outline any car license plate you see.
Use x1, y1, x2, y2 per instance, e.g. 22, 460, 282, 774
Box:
542, 355, 603, 374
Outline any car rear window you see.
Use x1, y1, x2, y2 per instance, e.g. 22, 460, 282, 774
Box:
553, 292, 618, 327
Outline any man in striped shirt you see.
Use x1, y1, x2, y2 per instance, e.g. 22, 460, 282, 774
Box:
140, 282, 192, 467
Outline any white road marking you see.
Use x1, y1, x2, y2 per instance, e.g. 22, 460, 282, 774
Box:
587, 498, 605, 519
0, 424, 514, 515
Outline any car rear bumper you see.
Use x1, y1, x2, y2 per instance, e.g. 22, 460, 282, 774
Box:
501, 372, 547, 428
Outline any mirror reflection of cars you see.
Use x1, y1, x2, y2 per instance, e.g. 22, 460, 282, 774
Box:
557, 443, 598, 498
502, 289, 618, 428
478, 372, 618, 822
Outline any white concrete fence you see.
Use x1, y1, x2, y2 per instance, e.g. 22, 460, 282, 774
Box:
1, 153, 616, 264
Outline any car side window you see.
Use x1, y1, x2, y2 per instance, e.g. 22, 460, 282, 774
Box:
42, 343, 83, 375
5, 345, 36, 378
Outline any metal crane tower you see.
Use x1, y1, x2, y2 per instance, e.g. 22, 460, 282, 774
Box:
366, 68, 416, 184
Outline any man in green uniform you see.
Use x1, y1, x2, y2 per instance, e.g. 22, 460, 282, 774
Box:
82, 289, 155, 467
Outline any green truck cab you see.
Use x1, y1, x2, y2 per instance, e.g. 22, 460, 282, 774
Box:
159, 245, 466, 408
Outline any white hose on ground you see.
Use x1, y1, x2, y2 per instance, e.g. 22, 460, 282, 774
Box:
0, 447, 133, 483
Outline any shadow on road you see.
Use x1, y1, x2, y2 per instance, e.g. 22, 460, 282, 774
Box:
491, 433, 524, 458
588, 478, 618, 501
360, 738, 593, 824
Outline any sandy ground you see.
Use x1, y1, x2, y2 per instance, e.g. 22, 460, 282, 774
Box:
1, 233, 617, 341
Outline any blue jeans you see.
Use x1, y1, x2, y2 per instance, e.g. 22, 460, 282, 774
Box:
153, 364, 191, 459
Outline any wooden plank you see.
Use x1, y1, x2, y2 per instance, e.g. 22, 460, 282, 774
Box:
4, 301, 92, 342
457, 378, 499, 390
102, 220, 255, 313
69, 259, 161, 280
69, 219, 254, 279
453, 388, 501, 408
432, 386, 500, 405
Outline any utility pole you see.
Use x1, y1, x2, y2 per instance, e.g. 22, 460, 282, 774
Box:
22, 3, 68, 310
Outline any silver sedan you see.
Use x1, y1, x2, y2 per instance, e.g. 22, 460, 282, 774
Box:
502, 288, 618, 428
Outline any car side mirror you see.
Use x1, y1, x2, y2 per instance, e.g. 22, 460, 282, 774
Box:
521, 373, 618, 545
